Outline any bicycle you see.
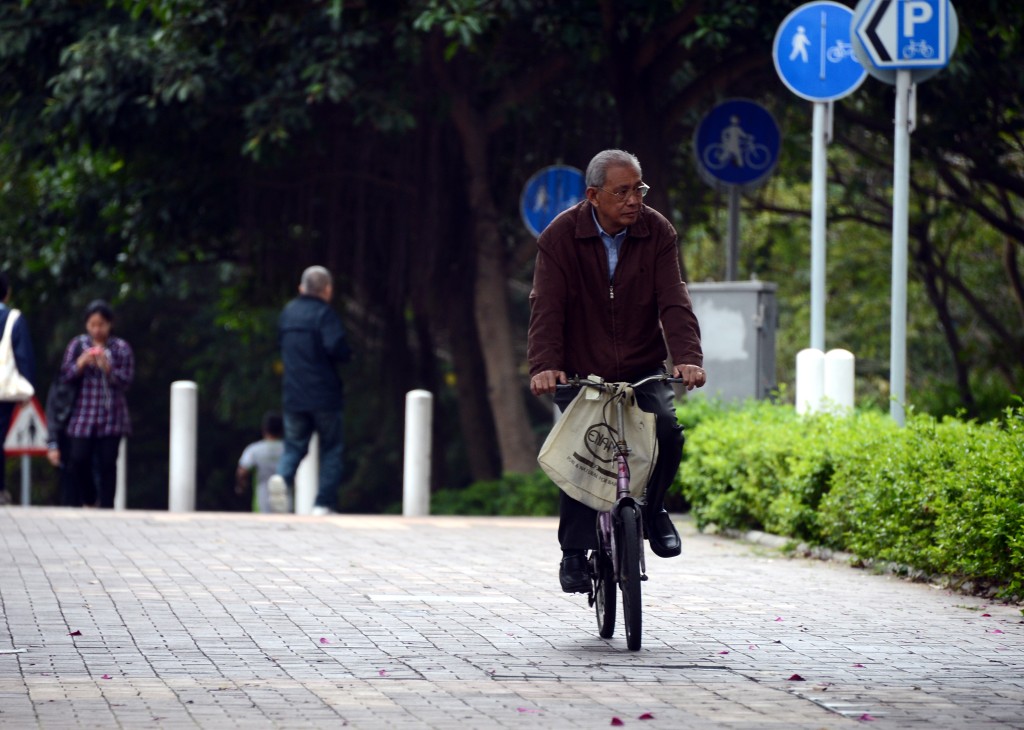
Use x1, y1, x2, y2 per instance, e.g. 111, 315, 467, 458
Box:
903, 40, 934, 58
702, 140, 771, 171
556, 373, 682, 651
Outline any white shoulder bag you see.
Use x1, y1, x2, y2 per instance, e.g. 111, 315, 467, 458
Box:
0, 309, 35, 402
538, 382, 658, 512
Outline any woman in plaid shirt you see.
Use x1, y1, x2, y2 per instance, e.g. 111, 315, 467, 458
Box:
58, 300, 134, 508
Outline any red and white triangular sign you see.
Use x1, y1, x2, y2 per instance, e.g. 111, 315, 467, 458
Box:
3, 396, 48, 455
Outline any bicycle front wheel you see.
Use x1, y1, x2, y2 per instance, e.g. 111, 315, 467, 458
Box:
618, 504, 643, 651
592, 550, 616, 639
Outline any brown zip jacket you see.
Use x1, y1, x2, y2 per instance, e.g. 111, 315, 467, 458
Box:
528, 200, 702, 381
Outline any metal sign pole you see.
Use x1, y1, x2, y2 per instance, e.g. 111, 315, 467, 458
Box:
810, 101, 829, 351
20, 454, 30, 507
726, 185, 740, 282
889, 69, 913, 425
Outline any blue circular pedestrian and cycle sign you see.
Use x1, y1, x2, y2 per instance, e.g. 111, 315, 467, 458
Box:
520, 165, 586, 237
693, 99, 781, 191
773, 1, 867, 102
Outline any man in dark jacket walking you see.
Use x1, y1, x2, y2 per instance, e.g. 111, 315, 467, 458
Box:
269, 266, 352, 515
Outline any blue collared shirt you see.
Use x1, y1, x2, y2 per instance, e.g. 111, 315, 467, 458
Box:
591, 207, 628, 281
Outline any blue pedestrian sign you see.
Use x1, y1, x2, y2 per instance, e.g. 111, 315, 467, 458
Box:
520, 165, 585, 237
855, 0, 950, 69
694, 100, 780, 191
773, 1, 867, 102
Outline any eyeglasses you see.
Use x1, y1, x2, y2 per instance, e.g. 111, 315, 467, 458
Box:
598, 182, 650, 201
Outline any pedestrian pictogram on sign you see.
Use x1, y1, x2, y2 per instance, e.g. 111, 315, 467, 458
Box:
3, 397, 48, 456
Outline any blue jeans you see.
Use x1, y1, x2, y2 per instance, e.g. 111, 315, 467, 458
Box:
278, 410, 344, 510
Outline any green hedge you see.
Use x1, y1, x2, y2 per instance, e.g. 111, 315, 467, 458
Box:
431, 470, 559, 516
677, 401, 1024, 598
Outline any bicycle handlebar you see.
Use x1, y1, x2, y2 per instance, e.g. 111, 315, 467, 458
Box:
555, 374, 683, 391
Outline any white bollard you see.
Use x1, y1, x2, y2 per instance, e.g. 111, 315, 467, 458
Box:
795, 348, 825, 415
403, 390, 433, 517
824, 349, 855, 414
168, 381, 197, 512
294, 432, 319, 515
115, 437, 127, 510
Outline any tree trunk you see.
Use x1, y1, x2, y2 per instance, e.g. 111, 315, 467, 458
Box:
451, 96, 538, 475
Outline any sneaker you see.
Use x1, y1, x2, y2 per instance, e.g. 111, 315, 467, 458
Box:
267, 475, 289, 513
310, 505, 337, 516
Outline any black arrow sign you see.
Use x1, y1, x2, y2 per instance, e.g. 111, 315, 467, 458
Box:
865, 0, 892, 62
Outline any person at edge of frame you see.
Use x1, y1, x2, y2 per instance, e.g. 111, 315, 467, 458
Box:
527, 149, 707, 593
0, 271, 38, 505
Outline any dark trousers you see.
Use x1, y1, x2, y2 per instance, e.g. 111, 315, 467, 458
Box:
0, 402, 13, 496
278, 410, 345, 510
554, 374, 685, 551
68, 435, 120, 508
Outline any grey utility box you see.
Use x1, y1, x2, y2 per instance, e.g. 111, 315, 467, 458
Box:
686, 281, 778, 403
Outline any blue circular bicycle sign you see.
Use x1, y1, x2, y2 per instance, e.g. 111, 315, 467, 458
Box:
520, 165, 586, 237
774, 1, 867, 102
693, 99, 781, 190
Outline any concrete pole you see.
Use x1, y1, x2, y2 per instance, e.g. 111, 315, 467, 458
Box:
294, 432, 319, 515
795, 348, 825, 416
403, 390, 432, 516
168, 381, 197, 512
824, 349, 855, 414
115, 437, 127, 510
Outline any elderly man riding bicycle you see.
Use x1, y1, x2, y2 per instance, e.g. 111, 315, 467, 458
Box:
528, 148, 706, 594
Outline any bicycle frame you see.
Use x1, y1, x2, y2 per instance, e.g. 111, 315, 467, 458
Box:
564, 373, 681, 584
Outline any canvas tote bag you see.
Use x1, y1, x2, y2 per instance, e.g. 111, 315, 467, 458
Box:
0, 309, 35, 402
538, 381, 658, 512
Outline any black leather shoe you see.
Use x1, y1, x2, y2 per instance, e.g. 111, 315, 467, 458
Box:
559, 553, 592, 593
645, 507, 682, 558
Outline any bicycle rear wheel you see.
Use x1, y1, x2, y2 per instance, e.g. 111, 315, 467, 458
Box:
592, 551, 616, 639
618, 504, 643, 650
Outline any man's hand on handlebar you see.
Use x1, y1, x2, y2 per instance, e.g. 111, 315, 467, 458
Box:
673, 363, 707, 391
530, 369, 567, 396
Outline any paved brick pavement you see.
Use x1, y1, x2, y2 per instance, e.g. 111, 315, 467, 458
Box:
0, 508, 1021, 729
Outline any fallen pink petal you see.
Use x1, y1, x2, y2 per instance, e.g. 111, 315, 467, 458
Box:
319, 638, 330, 644
68, 630, 82, 637
989, 629, 1005, 634
101, 674, 112, 680
859, 713, 876, 722
610, 718, 624, 726
638, 712, 655, 720
981, 613, 992, 617
378, 670, 388, 676
775, 617, 783, 622
788, 674, 806, 681
718, 650, 729, 655
516, 708, 539, 714
853, 663, 866, 668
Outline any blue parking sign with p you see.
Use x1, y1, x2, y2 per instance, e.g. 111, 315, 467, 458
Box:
855, 0, 951, 69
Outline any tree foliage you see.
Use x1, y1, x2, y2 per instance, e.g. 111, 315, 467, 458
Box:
0, 0, 1020, 509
